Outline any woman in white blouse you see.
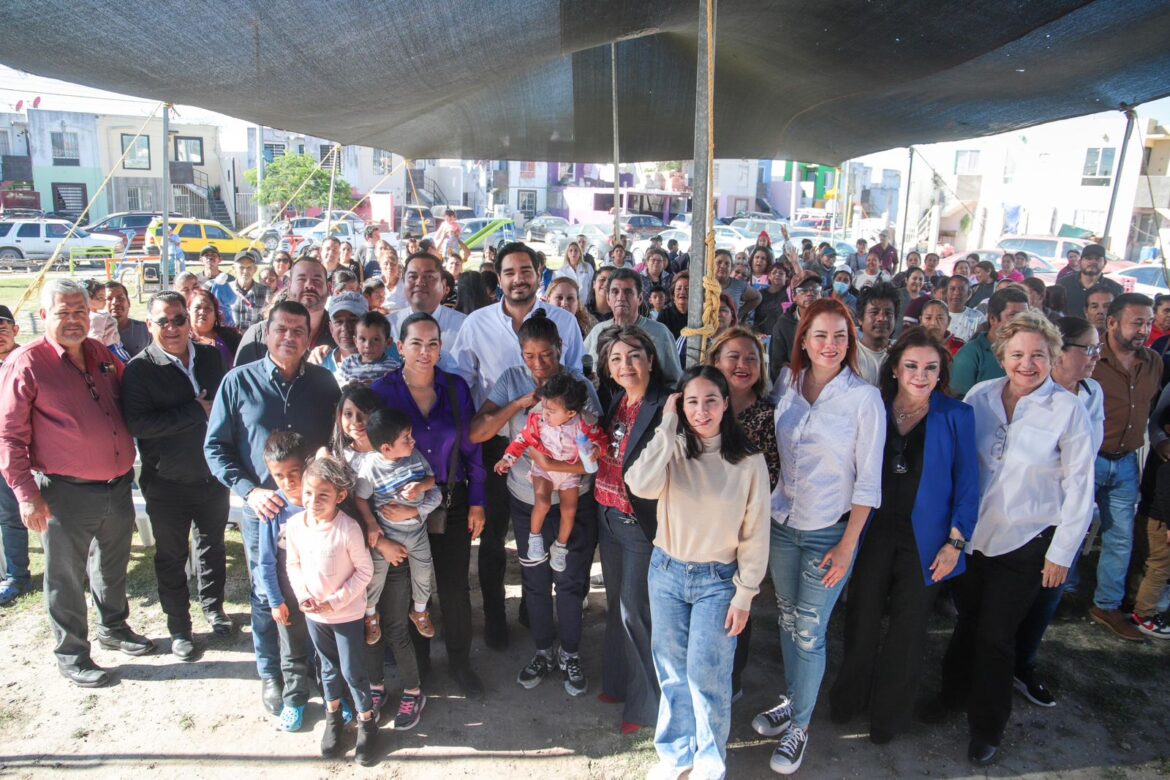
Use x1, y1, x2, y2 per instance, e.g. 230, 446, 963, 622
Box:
751, 297, 886, 776
1011, 315, 1104, 708
940, 310, 1094, 767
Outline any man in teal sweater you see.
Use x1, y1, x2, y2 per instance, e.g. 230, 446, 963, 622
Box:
951, 287, 1030, 396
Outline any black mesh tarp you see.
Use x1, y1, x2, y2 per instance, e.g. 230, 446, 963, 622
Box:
2, 0, 1169, 164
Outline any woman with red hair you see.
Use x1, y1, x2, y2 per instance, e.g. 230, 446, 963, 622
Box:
751, 297, 886, 775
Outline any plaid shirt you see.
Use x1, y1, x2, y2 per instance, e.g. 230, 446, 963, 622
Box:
229, 280, 271, 331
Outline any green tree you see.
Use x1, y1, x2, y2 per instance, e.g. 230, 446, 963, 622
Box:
244, 152, 355, 213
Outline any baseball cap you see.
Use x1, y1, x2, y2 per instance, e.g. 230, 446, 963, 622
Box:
822, 246, 837, 258
0, 305, 13, 324
326, 291, 369, 318
794, 271, 822, 289
1081, 243, 1106, 259
200, 245, 221, 257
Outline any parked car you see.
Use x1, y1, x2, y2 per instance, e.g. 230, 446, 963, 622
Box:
939, 249, 1057, 284
43, 210, 89, 226
397, 205, 435, 237
429, 217, 517, 250
296, 220, 367, 252
630, 228, 692, 264
730, 217, 788, 238
621, 213, 669, 239
431, 205, 476, 222
525, 215, 574, 252
144, 217, 265, 262
239, 219, 292, 252
90, 211, 180, 252
0, 218, 123, 267
997, 235, 1121, 265
1108, 264, 1169, 297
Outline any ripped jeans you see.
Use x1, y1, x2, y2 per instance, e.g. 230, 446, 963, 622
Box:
769, 520, 852, 729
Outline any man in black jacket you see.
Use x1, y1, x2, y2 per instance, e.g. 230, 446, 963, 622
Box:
769, 271, 821, 382
121, 291, 230, 661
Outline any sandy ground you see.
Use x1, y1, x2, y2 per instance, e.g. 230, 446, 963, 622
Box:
1, 522, 1169, 780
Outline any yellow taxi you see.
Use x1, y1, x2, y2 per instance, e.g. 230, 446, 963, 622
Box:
144, 217, 266, 261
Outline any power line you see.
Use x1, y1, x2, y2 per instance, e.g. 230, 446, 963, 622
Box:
0, 85, 158, 105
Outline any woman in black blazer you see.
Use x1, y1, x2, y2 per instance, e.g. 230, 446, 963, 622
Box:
594, 324, 671, 734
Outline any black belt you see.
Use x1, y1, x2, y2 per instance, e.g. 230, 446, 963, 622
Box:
46, 470, 132, 486
1098, 451, 1134, 462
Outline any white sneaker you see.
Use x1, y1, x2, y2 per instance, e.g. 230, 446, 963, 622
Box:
769, 726, 807, 775
549, 541, 568, 572
752, 696, 793, 737
521, 533, 548, 567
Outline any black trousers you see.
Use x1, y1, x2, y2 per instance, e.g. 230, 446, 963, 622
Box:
478, 437, 511, 625
829, 514, 938, 736
412, 483, 474, 668
941, 531, 1049, 745
143, 477, 229, 636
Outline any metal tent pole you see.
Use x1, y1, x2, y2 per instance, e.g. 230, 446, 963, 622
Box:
611, 43, 621, 248
256, 124, 265, 224
160, 103, 171, 287
324, 144, 338, 236
899, 147, 914, 271
685, 0, 714, 366
1103, 107, 1136, 249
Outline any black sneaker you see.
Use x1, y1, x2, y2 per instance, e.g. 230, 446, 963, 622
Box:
752, 696, 793, 737
558, 650, 587, 696
769, 726, 807, 775
517, 651, 553, 689
1013, 673, 1056, 707
393, 692, 426, 730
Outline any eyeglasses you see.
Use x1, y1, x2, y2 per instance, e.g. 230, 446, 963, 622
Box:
991, 423, 1009, 460
609, 422, 629, 459
82, 371, 100, 402
1062, 342, 1103, 358
152, 313, 189, 329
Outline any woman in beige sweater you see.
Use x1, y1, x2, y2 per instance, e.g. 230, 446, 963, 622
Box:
627, 365, 771, 780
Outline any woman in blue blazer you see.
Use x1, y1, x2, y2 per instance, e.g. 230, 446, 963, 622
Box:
828, 326, 979, 743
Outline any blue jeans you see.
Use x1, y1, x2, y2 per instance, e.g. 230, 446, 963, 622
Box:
769, 521, 851, 729
1093, 453, 1140, 611
648, 548, 737, 778
510, 492, 597, 654
240, 507, 280, 679
0, 479, 29, 584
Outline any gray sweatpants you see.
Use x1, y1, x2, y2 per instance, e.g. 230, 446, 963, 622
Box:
366, 519, 433, 610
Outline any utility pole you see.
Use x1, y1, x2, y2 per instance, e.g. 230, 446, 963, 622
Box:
1103, 106, 1136, 249
898, 147, 914, 271
324, 143, 338, 237
685, 0, 714, 366
256, 124, 265, 224
160, 102, 171, 288
611, 43, 621, 248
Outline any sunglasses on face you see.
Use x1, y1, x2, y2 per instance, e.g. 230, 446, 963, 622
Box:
153, 313, 189, 329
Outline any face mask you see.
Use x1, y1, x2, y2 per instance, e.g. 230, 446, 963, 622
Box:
833, 281, 849, 295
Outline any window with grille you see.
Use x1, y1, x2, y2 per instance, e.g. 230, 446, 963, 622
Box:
518, 189, 537, 218
262, 143, 285, 163
51, 131, 80, 166
320, 145, 342, 172
1082, 148, 1115, 186
373, 149, 393, 175
126, 186, 153, 211
954, 150, 980, 175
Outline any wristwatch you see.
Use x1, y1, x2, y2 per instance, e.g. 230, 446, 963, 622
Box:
946, 537, 966, 551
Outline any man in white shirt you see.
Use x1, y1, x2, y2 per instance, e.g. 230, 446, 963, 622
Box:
945, 275, 985, 343
855, 282, 898, 386
389, 252, 466, 371
583, 267, 682, 385
450, 242, 584, 650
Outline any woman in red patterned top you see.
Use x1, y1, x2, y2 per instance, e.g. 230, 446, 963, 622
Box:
594, 324, 673, 734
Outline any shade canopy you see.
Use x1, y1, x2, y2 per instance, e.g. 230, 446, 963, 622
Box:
3, 0, 1169, 164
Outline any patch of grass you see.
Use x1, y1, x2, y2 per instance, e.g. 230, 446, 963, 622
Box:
71, 727, 90, 740
1102, 767, 1128, 780
178, 713, 195, 731
81, 694, 98, 712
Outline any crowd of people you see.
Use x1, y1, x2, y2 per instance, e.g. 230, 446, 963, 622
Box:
0, 222, 1166, 777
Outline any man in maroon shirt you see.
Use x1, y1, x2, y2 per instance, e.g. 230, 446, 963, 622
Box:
0, 279, 154, 688
873, 230, 899, 274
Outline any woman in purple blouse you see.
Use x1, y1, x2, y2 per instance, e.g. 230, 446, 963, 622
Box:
371, 311, 487, 697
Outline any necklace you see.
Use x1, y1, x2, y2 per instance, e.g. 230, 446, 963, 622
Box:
893, 399, 929, 423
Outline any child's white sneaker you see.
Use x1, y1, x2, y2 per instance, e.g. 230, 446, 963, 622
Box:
522, 533, 548, 566
549, 541, 568, 572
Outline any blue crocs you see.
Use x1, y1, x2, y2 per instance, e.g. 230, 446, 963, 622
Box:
279, 705, 305, 732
